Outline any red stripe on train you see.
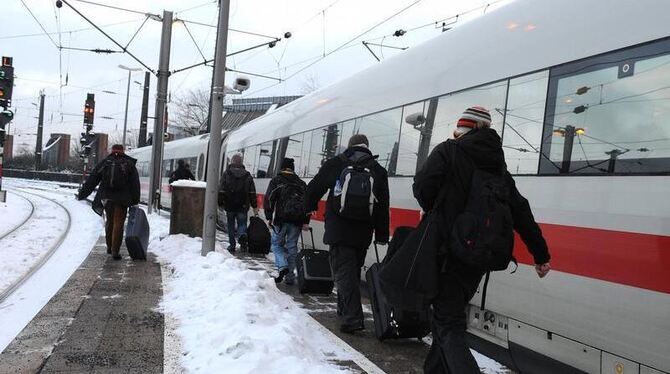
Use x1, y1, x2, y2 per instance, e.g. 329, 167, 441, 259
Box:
260, 192, 669, 295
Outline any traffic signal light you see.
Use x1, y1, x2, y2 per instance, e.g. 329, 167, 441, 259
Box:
0, 57, 14, 109
83, 93, 95, 125
0, 109, 13, 147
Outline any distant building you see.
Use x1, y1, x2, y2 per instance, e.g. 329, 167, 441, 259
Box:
42, 133, 71, 167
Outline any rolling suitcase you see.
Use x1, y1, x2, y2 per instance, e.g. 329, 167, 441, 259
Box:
297, 228, 334, 295
247, 215, 271, 255
125, 205, 150, 260
366, 243, 431, 341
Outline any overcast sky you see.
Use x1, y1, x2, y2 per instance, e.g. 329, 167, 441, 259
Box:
2, 0, 505, 152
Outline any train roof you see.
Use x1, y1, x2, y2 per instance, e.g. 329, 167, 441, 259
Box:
128, 133, 210, 161
226, 0, 670, 151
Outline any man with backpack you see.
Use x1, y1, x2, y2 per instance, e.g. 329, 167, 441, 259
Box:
413, 106, 551, 373
77, 144, 140, 260
219, 153, 258, 253
264, 158, 309, 285
168, 159, 195, 184
305, 134, 390, 333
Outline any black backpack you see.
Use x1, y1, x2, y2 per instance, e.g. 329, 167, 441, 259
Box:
223, 172, 249, 211
101, 157, 130, 191
331, 154, 377, 221
450, 151, 516, 309
273, 182, 306, 223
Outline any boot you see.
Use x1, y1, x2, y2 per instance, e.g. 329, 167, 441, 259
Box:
112, 250, 122, 260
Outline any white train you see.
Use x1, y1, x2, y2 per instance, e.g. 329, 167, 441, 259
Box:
130, 0, 670, 372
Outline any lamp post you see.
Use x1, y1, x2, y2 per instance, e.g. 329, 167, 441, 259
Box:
118, 65, 142, 148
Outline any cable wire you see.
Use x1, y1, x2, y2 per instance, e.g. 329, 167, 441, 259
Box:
19, 0, 60, 48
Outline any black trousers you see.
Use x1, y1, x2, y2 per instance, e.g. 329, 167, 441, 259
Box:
329, 245, 367, 328
424, 265, 485, 374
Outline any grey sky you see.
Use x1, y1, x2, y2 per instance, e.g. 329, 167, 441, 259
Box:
2, 0, 503, 152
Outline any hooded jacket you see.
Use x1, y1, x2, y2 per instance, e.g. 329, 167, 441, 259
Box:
305, 146, 390, 249
264, 169, 309, 225
219, 163, 257, 212
78, 152, 141, 213
413, 128, 550, 265
169, 164, 195, 183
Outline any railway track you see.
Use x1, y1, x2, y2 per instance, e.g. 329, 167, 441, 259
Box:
0, 189, 73, 305
0, 192, 35, 240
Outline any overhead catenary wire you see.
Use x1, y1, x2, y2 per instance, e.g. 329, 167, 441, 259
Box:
19, 0, 60, 48
70, 0, 157, 17
0, 18, 145, 40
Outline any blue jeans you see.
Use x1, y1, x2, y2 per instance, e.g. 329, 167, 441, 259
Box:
226, 211, 248, 249
271, 223, 301, 281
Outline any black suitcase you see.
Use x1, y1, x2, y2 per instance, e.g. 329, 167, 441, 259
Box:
247, 215, 270, 255
125, 206, 149, 260
297, 228, 334, 295
366, 244, 431, 341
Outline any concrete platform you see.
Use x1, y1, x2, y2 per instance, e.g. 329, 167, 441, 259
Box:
239, 253, 429, 374
0, 237, 164, 374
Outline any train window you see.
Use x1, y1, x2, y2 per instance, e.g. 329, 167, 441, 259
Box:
242, 146, 259, 176
257, 141, 275, 178
541, 40, 670, 174
162, 159, 173, 177
397, 101, 427, 176
306, 124, 340, 177
355, 108, 403, 175
429, 81, 508, 152
285, 133, 305, 175
339, 120, 359, 151
298, 131, 312, 177
502, 71, 549, 175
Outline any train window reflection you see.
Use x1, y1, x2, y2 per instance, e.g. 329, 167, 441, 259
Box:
542, 42, 670, 174
298, 131, 312, 177
257, 141, 276, 178
429, 81, 508, 152
285, 133, 304, 175
503, 71, 549, 175
306, 124, 340, 177
397, 101, 427, 176
242, 146, 258, 176
339, 120, 358, 151
355, 108, 403, 176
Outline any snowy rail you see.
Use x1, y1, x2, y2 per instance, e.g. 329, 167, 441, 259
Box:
0, 190, 72, 304
0, 192, 35, 240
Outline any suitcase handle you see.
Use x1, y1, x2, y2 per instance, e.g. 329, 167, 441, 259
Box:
373, 242, 380, 264
300, 227, 316, 250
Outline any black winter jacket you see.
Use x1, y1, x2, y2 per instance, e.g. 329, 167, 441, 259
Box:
413, 128, 550, 265
264, 170, 309, 225
169, 166, 195, 183
305, 146, 390, 249
78, 152, 141, 213
218, 164, 257, 212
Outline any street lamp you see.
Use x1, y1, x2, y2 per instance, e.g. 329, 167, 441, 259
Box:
118, 64, 142, 148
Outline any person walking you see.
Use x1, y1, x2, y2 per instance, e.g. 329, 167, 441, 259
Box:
305, 134, 390, 333
264, 158, 309, 285
168, 159, 195, 184
413, 106, 551, 373
219, 153, 258, 253
77, 144, 141, 260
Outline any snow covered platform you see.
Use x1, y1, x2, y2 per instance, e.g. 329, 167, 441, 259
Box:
0, 236, 164, 373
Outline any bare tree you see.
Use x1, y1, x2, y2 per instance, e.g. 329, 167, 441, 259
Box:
170, 88, 210, 137
300, 73, 321, 94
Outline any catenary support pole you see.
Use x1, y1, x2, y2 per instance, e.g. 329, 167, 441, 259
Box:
139, 71, 150, 147
202, 0, 231, 255
148, 10, 173, 214
35, 92, 45, 170
122, 69, 131, 148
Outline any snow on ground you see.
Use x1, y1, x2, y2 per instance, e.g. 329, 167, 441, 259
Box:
0, 178, 103, 351
151, 233, 352, 373
171, 180, 206, 188
0, 191, 33, 237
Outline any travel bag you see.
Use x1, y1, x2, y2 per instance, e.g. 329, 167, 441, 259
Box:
247, 215, 271, 255
366, 242, 431, 341
125, 205, 150, 260
297, 228, 334, 295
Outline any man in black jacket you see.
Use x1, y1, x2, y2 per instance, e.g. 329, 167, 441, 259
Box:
219, 153, 258, 253
264, 158, 309, 285
169, 159, 195, 183
305, 134, 390, 333
413, 106, 551, 373
77, 144, 141, 260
